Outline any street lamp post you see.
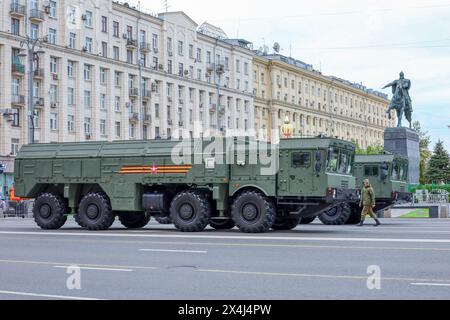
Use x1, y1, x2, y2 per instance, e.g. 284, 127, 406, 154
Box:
18, 19, 46, 145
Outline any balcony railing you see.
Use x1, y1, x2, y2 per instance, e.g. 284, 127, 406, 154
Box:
140, 42, 151, 52
129, 88, 138, 97
129, 112, 139, 121
29, 9, 45, 22
11, 94, 25, 105
33, 68, 44, 78
34, 97, 44, 107
12, 63, 25, 75
10, 3, 26, 16
142, 90, 151, 99
126, 39, 138, 48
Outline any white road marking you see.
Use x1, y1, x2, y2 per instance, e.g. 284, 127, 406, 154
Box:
139, 249, 207, 254
0, 290, 104, 300
53, 266, 133, 272
0, 230, 450, 244
411, 283, 450, 287
0, 259, 157, 270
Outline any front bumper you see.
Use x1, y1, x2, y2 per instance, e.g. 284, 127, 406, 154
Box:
326, 188, 360, 203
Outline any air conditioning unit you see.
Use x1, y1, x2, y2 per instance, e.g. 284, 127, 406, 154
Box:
125, 102, 132, 109
5, 115, 14, 122
52, 74, 59, 80
178, 121, 184, 127
158, 64, 164, 70
2, 109, 13, 116
184, 70, 189, 76
44, 5, 50, 14
81, 14, 87, 21
153, 48, 159, 53
85, 134, 92, 140
167, 120, 173, 125
168, 51, 173, 57
82, 46, 88, 52
50, 102, 57, 108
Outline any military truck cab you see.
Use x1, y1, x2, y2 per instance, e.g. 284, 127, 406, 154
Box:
317, 152, 412, 225
14, 137, 359, 233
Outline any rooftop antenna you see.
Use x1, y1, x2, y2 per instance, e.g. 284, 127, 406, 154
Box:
289, 43, 292, 57
163, 0, 170, 12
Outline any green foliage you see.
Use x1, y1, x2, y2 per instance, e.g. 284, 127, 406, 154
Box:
412, 121, 432, 184
352, 140, 384, 155
410, 184, 450, 194
425, 140, 450, 184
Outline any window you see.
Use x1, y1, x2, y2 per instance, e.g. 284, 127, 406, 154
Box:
68, 6, 76, 24
153, 57, 158, 69
115, 96, 121, 112
178, 63, 184, 76
100, 119, 106, 136
101, 42, 108, 57
69, 33, 76, 49
114, 72, 121, 87
84, 64, 91, 80
115, 122, 121, 137
50, 113, 57, 130
167, 60, 173, 74
67, 87, 74, 106
49, 1, 57, 18
101, 16, 108, 33
100, 94, 106, 110
12, 109, 20, 127
67, 115, 74, 132
84, 90, 91, 108
244, 62, 249, 75
225, 57, 229, 70
84, 117, 91, 134
67, 60, 74, 77
30, 23, 38, 39
11, 139, 20, 156
84, 11, 93, 28
167, 37, 173, 52
196, 48, 202, 62
292, 152, 311, 168
127, 50, 133, 64
11, 18, 20, 35
49, 85, 57, 103
236, 59, 241, 73
113, 21, 119, 37
129, 123, 135, 139
152, 34, 158, 50
364, 166, 379, 177
189, 44, 194, 59
178, 41, 184, 56
126, 25, 133, 39
155, 104, 160, 118
50, 57, 57, 74
99, 68, 106, 84
113, 46, 119, 60
85, 37, 92, 52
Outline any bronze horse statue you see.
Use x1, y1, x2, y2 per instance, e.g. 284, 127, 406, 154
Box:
383, 72, 413, 129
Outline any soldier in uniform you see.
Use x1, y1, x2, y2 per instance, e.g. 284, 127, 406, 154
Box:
358, 179, 381, 227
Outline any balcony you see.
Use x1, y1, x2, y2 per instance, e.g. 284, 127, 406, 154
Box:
129, 88, 138, 97
10, 3, 25, 17
11, 94, 25, 106
29, 9, 45, 22
34, 97, 44, 107
144, 114, 151, 122
33, 68, 44, 78
126, 39, 138, 49
140, 42, 151, 53
142, 90, 151, 100
219, 105, 226, 114
209, 104, 217, 113
12, 63, 25, 75
129, 112, 139, 121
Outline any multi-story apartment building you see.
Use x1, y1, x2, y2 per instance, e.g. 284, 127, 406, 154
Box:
0, 0, 254, 197
253, 52, 395, 147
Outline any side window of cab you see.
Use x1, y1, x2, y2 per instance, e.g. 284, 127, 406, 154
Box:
292, 152, 311, 168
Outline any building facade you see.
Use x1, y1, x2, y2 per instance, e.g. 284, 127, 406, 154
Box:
253, 53, 395, 146
0, 0, 255, 195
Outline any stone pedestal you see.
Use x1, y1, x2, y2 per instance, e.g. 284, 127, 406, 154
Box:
384, 127, 420, 185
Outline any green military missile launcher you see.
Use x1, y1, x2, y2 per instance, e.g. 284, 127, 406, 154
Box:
313, 152, 412, 225
14, 137, 359, 233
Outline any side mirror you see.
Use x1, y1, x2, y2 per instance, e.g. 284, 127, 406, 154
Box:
380, 163, 389, 181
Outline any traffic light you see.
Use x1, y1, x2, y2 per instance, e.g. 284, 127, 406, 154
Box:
0, 163, 5, 174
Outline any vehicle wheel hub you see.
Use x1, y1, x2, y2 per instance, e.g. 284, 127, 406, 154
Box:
179, 203, 194, 221
39, 204, 51, 219
242, 204, 258, 222
86, 204, 100, 220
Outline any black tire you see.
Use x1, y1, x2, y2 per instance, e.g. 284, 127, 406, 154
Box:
118, 212, 151, 229
300, 216, 316, 225
33, 193, 68, 230
231, 191, 276, 233
209, 219, 236, 230
272, 216, 300, 230
156, 216, 173, 225
346, 207, 362, 225
75, 193, 115, 231
170, 191, 211, 232
319, 203, 351, 225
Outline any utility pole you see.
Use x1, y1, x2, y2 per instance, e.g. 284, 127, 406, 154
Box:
137, 1, 145, 140
18, 4, 46, 145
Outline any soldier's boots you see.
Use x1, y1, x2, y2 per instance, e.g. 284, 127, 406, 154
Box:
357, 221, 364, 227
374, 219, 381, 227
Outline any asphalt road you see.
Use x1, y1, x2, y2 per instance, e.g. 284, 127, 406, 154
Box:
0, 217, 449, 300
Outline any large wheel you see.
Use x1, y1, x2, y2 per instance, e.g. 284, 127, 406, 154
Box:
300, 216, 316, 225
319, 203, 351, 225
33, 193, 68, 230
156, 216, 173, 225
231, 191, 276, 233
118, 212, 151, 229
272, 216, 300, 230
170, 191, 211, 232
346, 207, 362, 225
75, 193, 115, 231
209, 218, 236, 230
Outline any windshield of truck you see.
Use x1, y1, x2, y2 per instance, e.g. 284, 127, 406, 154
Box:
326, 148, 353, 175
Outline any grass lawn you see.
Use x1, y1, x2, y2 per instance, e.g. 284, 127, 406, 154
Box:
400, 209, 430, 218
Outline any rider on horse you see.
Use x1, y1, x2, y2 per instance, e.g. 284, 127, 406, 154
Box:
383, 72, 413, 128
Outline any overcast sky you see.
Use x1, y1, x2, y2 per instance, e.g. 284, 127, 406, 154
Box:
141, 0, 450, 151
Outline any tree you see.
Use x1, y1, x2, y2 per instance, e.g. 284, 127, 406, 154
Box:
426, 140, 450, 184
413, 121, 432, 184
352, 140, 384, 155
